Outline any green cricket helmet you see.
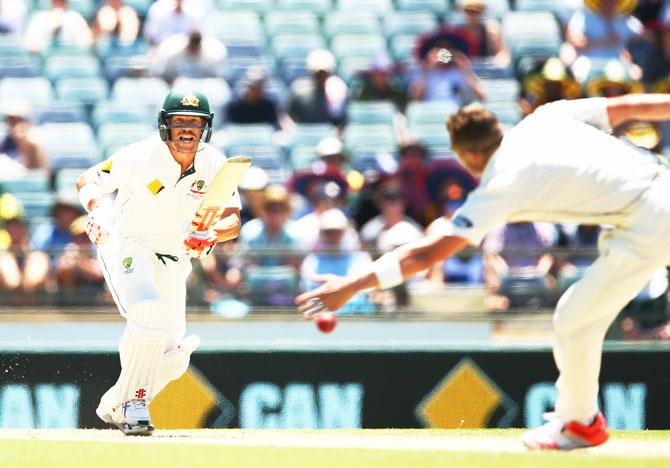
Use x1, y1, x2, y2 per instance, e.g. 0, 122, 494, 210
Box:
158, 89, 214, 142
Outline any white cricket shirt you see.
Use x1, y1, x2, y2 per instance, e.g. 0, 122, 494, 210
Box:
91, 134, 242, 253
446, 98, 667, 245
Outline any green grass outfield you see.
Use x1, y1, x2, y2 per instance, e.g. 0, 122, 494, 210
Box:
1, 429, 669, 468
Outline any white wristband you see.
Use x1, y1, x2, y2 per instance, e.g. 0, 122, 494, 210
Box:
373, 252, 404, 290
78, 184, 103, 212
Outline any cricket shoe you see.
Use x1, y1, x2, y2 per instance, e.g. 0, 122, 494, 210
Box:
522, 412, 609, 450
113, 399, 154, 436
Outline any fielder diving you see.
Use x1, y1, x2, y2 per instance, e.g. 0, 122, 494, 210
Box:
76, 90, 248, 435
296, 93, 670, 450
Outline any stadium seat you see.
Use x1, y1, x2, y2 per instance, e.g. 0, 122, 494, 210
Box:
97, 123, 154, 158
515, 0, 565, 20
389, 34, 418, 63
54, 168, 86, 193
13, 192, 56, 221
330, 34, 387, 60
270, 34, 326, 63
498, 273, 551, 309
0, 35, 27, 56
91, 101, 154, 131
337, 55, 376, 84
288, 123, 336, 148
39, 122, 97, 160
408, 123, 452, 156
0, 55, 41, 79
469, 57, 513, 80
43, 54, 101, 81
336, 0, 393, 15
223, 55, 276, 85
481, 78, 520, 102
502, 11, 562, 68
55, 77, 109, 106
111, 77, 169, 110
217, 0, 273, 13
35, 101, 87, 125
245, 265, 300, 307
277, 0, 333, 16
277, 57, 310, 84
264, 10, 320, 38
0, 77, 53, 107
484, 0, 511, 20
405, 101, 459, 127
288, 145, 319, 169
395, 0, 449, 15
323, 11, 381, 40
343, 123, 396, 153
383, 11, 438, 40
485, 100, 522, 126
1, 170, 50, 194
347, 101, 396, 125
221, 124, 275, 150
95, 38, 150, 61
102, 54, 151, 83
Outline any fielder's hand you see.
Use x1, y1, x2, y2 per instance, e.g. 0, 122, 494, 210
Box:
86, 205, 112, 246
183, 230, 218, 259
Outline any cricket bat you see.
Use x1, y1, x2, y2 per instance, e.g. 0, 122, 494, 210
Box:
190, 156, 252, 232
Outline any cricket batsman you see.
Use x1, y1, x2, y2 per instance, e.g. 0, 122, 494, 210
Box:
76, 90, 243, 435
297, 93, 670, 450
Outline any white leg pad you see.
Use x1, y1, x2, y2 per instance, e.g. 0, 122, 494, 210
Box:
152, 335, 200, 397
114, 300, 173, 404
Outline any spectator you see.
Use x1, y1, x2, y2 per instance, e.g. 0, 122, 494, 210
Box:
0, 0, 28, 35
410, 26, 484, 104
518, 57, 583, 117
23, 0, 93, 53
634, 0, 666, 31
565, 0, 644, 83
53, 215, 104, 303
153, 30, 226, 84
313, 136, 365, 193
0, 193, 29, 297
300, 208, 374, 315
360, 187, 422, 253
348, 53, 408, 112
456, 0, 509, 66
26, 191, 84, 293
143, 0, 202, 47
237, 165, 269, 225
641, 8, 670, 86
0, 97, 48, 171
92, 0, 140, 45
284, 49, 348, 127
397, 139, 431, 226
482, 222, 558, 311
225, 68, 279, 128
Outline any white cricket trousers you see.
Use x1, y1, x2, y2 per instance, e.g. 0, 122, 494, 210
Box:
553, 170, 670, 424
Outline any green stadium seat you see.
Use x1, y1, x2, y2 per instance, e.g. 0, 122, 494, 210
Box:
343, 123, 396, 153
43, 54, 101, 81
111, 77, 169, 110
55, 77, 109, 106
383, 11, 438, 40
1, 170, 50, 194
0, 77, 53, 107
330, 34, 387, 60
347, 101, 396, 125
515, 0, 564, 19
323, 11, 381, 40
395, 0, 449, 15
278, 0, 333, 16
336, 0, 393, 15
206, 10, 265, 46
124, 0, 153, 17
264, 10, 320, 37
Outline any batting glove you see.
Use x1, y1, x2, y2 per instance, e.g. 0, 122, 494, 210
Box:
183, 230, 218, 259
86, 205, 113, 246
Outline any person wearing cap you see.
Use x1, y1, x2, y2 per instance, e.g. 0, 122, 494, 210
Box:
348, 52, 408, 112
154, 29, 227, 84
518, 57, 583, 117
284, 49, 348, 127
225, 67, 279, 128
360, 187, 422, 253
566, 0, 644, 83
75, 89, 242, 435
300, 207, 373, 315
237, 165, 269, 225
23, 0, 93, 53
458, 0, 509, 66
0, 97, 48, 171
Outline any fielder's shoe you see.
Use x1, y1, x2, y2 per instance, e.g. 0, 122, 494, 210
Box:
522, 412, 609, 451
113, 399, 154, 436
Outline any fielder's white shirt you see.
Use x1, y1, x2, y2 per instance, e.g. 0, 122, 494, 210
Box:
446, 98, 667, 245
91, 134, 241, 253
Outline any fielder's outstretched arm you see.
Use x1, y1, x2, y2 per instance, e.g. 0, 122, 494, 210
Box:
295, 232, 469, 316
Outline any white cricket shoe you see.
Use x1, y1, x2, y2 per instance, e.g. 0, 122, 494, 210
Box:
113, 399, 154, 436
522, 412, 609, 451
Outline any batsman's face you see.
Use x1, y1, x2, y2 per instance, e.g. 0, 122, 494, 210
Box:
168, 115, 205, 152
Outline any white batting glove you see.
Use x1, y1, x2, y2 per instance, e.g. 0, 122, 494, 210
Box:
183, 230, 218, 259
86, 204, 113, 246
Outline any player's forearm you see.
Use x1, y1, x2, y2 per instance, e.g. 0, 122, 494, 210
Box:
607, 94, 670, 128
76, 170, 103, 212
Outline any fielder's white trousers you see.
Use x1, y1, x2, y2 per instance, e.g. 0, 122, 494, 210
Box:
553, 171, 670, 424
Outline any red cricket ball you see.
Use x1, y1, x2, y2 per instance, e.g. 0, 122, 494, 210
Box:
314, 311, 337, 333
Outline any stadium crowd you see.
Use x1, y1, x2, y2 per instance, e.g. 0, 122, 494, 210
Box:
1, 0, 670, 339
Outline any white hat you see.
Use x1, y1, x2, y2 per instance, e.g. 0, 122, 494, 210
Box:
238, 166, 269, 191
319, 208, 349, 231
316, 136, 344, 158
2, 97, 32, 119
307, 49, 336, 73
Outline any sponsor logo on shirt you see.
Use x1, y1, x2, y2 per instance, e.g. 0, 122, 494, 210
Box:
189, 179, 207, 197
452, 215, 473, 229
100, 161, 112, 174
147, 179, 165, 195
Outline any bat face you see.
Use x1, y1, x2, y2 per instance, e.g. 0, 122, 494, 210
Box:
189, 156, 252, 233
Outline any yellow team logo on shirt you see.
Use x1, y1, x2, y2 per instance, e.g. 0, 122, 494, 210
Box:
147, 179, 165, 195
100, 160, 113, 174
181, 93, 200, 107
